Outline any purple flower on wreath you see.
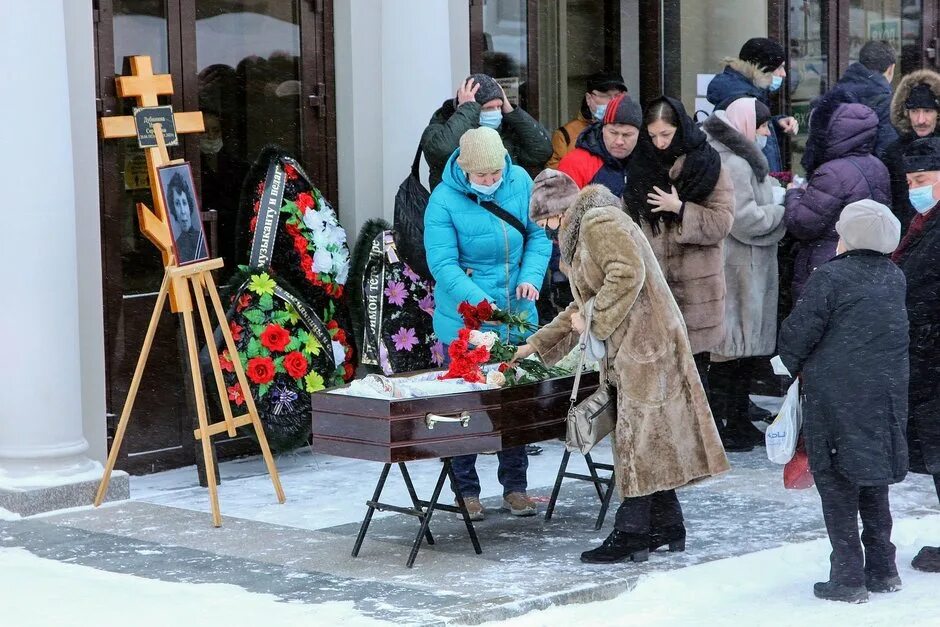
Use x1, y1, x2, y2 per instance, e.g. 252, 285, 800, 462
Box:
430, 341, 445, 366
418, 293, 435, 316
403, 265, 421, 283
391, 327, 419, 352
384, 280, 407, 306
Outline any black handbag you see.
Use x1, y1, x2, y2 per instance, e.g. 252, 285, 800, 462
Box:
393, 145, 433, 282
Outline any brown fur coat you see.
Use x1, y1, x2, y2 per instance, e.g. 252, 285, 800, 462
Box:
528, 185, 730, 498
637, 158, 735, 354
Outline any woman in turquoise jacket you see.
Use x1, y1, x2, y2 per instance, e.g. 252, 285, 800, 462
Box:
424, 127, 551, 520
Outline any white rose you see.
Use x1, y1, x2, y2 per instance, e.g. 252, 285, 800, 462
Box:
331, 340, 346, 366
327, 223, 347, 245
335, 258, 350, 284
468, 330, 498, 350
486, 370, 506, 387
311, 227, 332, 250
302, 210, 326, 232
312, 248, 333, 273
332, 248, 350, 282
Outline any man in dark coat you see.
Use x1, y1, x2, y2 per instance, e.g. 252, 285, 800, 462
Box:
556, 94, 641, 197
882, 68, 940, 232
892, 137, 940, 574
421, 73, 552, 190
802, 41, 897, 168
779, 199, 909, 603
707, 37, 799, 172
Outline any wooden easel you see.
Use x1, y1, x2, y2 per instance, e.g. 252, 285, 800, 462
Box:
94, 56, 285, 526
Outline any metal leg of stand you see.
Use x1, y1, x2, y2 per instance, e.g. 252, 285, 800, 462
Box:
406, 462, 448, 568
595, 469, 617, 531
399, 462, 434, 546
583, 452, 605, 502
545, 449, 571, 521
446, 458, 483, 555
352, 462, 391, 557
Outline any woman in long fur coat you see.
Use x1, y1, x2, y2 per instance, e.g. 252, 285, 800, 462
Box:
516, 172, 729, 564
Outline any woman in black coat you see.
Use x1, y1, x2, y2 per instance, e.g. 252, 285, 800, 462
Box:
892, 137, 940, 574
778, 199, 908, 603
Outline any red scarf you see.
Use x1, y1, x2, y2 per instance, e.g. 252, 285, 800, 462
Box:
893, 206, 938, 262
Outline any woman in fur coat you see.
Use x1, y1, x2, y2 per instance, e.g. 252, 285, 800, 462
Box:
515, 173, 730, 564
625, 96, 735, 386
702, 97, 787, 452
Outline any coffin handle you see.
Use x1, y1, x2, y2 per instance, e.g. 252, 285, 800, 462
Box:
425, 411, 471, 429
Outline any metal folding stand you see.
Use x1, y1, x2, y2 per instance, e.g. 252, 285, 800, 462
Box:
545, 449, 617, 530
351, 458, 483, 568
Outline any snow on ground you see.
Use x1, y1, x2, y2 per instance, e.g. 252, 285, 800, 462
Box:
495, 513, 940, 627
0, 546, 391, 627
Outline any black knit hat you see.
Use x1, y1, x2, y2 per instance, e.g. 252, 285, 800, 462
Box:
904, 137, 940, 173
905, 83, 940, 111
586, 70, 628, 94
455, 73, 503, 107
602, 94, 642, 128
755, 101, 772, 128
859, 40, 896, 73
739, 37, 786, 72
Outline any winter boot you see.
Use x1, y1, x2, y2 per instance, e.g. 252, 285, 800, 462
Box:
580, 530, 650, 564
748, 399, 774, 423
649, 524, 686, 552
502, 491, 537, 516
865, 574, 902, 593
455, 496, 485, 521
813, 580, 869, 603
912, 546, 940, 572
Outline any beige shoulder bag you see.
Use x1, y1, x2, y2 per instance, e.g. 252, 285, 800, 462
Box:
565, 299, 617, 454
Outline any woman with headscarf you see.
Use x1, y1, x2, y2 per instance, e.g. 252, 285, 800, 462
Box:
515, 171, 729, 564
702, 97, 787, 452
625, 96, 735, 388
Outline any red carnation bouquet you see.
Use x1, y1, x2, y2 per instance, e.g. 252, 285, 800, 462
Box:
768, 171, 794, 185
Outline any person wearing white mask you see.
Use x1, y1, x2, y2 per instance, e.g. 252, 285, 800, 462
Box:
546, 71, 628, 168
706, 37, 799, 173
421, 73, 552, 191
892, 137, 940, 575
423, 127, 551, 520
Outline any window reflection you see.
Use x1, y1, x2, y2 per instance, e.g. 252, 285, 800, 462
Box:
481, 0, 528, 109
789, 0, 829, 174
849, 0, 923, 80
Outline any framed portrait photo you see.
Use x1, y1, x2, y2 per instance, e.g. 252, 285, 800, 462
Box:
157, 162, 209, 265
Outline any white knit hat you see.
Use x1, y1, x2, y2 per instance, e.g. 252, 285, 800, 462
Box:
455, 127, 507, 174
835, 199, 901, 254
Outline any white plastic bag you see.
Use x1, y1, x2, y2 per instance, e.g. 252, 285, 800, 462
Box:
766, 379, 802, 464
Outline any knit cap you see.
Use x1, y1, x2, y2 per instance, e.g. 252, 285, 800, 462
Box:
455, 73, 503, 107
739, 37, 786, 72
602, 94, 642, 128
835, 199, 901, 254
905, 83, 940, 111
455, 127, 508, 174
529, 169, 580, 222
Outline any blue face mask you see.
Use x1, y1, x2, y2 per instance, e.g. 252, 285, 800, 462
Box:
769, 75, 784, 92
479, 110, 503, 129
593, 104, 607, 121
756, 135, 768, 149
470, 177, 503, 197
909, 184, 937, 213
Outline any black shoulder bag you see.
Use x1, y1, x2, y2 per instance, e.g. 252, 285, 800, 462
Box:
466, 193, 527, 238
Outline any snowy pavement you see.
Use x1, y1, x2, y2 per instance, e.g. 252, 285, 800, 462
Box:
1, 407, 939, 625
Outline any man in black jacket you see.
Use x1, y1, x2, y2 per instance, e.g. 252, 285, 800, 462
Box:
892, 137, 940, 575
882, 68, 940, 232
779, 199, 908, 603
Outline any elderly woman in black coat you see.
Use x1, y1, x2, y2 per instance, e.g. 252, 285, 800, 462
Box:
778, 199, 908, 604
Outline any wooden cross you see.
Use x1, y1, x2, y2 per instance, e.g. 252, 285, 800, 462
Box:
100, 56, 205, 311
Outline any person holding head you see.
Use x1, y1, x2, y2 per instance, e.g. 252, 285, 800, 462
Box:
702, 97, 787, 452
624, 96, 735, 389
778, 199, 908, 603
166, 171, 206, 263
556, 94, 642, 197
546, 71, 628, 168
421, 73, 552, 190
515, 172, 729, 564
805, 41, 898, 163
785, 101, 890, 300
707, 37, 799, 172
891, 137, 940, 574
883, 68, 940, 231
423, 127, 551, 520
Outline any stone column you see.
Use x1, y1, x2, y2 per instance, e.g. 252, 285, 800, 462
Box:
0, 0, 127, 516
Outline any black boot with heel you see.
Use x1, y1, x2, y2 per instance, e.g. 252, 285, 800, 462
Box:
649, 524, 686, 552
580, 530, 650, 564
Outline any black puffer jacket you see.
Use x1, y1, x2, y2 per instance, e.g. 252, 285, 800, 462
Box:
778, 250, 909, 485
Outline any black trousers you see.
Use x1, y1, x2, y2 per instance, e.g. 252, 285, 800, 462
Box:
814, 468, 897, 587
693, 352, 710, 398
613, 489, 683, 534
708, 357, 757, 429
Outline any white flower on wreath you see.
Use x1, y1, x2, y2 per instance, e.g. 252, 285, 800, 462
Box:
332, 248, 350, 284
486, 370, 506, 387
302, 209, 326, 232
468, 330, 498, 350
331, 340, 346, 366
312, 248, 334, 274
327, 223, 347, 246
